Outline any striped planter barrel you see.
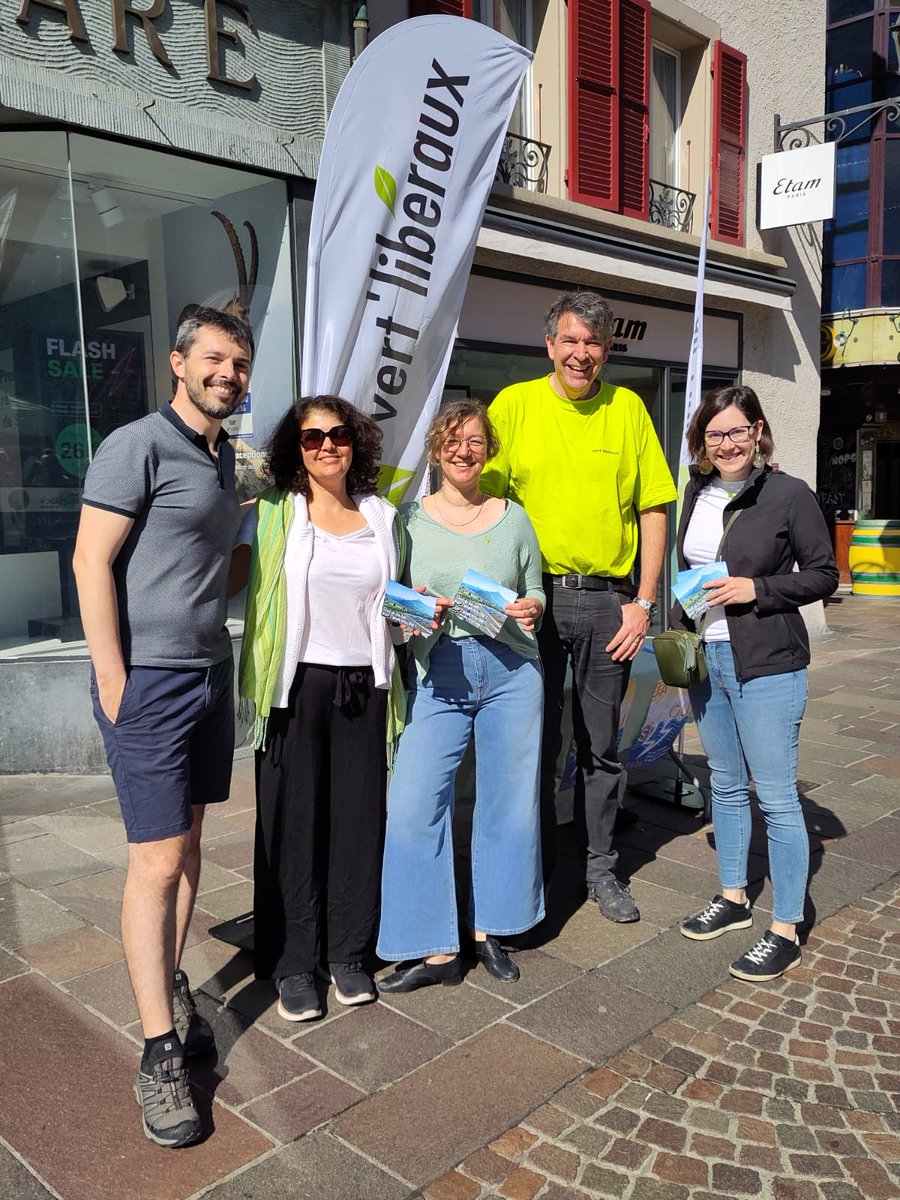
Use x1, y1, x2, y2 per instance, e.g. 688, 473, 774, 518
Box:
848, 519, 900, 597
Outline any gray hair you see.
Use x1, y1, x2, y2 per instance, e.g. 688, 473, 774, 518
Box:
544, 291, 614, 342
175, 305, 254, 360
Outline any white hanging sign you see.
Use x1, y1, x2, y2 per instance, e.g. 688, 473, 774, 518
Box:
758, 142, 836, 230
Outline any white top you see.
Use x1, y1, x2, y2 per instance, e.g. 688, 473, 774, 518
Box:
683, 477, 747, 644
299, 524, 381, 666
237, 492, 400, 703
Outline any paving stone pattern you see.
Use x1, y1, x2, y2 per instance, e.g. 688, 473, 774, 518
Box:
423, 878, 900, 1199
0, 593, 898, 1199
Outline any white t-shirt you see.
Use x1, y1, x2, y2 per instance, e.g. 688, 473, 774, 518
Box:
298, 524, 381, 666
682, 478, 747, 643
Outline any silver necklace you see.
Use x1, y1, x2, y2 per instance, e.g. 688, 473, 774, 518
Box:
434, 493, 485, 528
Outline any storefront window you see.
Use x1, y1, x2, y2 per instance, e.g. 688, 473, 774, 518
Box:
0, 130, 294, 654
0, 132, 82, 646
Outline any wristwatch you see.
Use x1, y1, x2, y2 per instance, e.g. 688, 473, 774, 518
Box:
634, 598, 658, 618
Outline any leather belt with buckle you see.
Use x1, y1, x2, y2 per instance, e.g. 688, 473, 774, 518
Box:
551, 573, 629, 592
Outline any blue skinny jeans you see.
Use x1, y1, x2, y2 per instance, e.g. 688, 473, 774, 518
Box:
688, 640, 810, 925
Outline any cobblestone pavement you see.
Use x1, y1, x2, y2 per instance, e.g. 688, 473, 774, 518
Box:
1, 592, 899, 1199
422, 877, 900, 1200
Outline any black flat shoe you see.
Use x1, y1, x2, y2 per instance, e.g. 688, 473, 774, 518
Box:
378, 957, 463, 994
475, 936, 520, 983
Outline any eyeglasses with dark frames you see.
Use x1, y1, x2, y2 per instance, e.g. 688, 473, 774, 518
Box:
299, 424, 353, 451
703, 425, 756, 447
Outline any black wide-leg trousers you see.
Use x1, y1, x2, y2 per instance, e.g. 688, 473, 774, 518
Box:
253, 663, 387, 980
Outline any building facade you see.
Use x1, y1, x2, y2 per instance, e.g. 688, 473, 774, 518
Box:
0, 0, 350, 770
0, 0, 826, 770
818, 0, 900, 532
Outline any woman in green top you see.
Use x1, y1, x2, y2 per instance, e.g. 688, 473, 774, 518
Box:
377, 401, 545, 991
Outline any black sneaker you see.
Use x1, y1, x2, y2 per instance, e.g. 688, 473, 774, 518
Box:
134, 1049, 201, 1148
681, 895, 753, 941
172, 969, 216, 1057
729, 930, 801, 982
588, 877, 640, 923
330, 961, 376, 1006
277, 973, 321, 1021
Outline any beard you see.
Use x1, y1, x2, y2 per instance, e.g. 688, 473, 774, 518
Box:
185, 374, 245, 420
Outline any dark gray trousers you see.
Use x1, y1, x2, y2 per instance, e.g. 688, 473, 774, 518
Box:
538, 581, 632, 885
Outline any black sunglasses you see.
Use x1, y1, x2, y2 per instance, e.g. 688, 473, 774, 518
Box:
299, 423, 353, 451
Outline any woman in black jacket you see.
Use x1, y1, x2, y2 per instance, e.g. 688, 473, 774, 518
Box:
675, 386, 838, 982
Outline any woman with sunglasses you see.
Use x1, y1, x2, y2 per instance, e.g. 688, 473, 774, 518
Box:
674, 386, 837, 982
234, 396, 402, 1021
376, 400, 545, 992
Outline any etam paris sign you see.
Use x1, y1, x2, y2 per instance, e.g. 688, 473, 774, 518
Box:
758, 142, 836, 230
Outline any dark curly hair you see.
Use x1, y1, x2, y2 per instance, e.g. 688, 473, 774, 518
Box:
687, 385, 775, 467
266, 395, 382, 497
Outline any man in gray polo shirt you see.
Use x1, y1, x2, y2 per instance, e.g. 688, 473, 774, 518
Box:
73, 307, 252, 1148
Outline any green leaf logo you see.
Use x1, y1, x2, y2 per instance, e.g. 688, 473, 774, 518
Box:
378, 463, 415, 504
374, 165, 397, 217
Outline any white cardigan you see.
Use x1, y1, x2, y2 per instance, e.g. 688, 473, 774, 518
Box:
240, 493, 400, 706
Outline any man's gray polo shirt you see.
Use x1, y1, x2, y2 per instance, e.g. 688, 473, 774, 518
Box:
81, 403, 241, 667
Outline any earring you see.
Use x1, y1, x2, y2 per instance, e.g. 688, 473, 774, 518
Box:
698, 455, 714, 475
753, 445, 765, 468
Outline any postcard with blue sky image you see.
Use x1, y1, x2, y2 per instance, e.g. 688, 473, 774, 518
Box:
382, 580, 437, 636
454, 568, 517, 638
671, 560, 728, 622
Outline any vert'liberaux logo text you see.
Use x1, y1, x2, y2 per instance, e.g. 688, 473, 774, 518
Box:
365, 59, 469, 424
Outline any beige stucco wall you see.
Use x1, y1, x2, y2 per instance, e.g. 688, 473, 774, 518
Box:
691, 1, 826, 489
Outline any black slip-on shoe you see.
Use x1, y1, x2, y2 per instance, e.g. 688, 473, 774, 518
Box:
378, 957, 463, 993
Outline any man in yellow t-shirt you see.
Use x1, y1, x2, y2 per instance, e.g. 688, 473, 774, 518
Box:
480, 291, 677, 924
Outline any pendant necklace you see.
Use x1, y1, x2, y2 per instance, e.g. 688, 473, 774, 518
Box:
434, 493, 485, 528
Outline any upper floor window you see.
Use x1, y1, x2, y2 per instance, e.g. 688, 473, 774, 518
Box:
650, 43, 680, 189
410, 1, 533, 137
566, 0, 747, 245
475, 0, 533, 138
822, 0, 900, 310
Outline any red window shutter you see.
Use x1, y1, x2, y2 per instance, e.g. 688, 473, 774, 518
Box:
568, 0, 618, 210
711, 40, 747, 245
618, 0, 650, 219
410, 1, 472, 15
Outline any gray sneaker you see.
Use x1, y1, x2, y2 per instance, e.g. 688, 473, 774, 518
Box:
588, 877, 640, 923
134, 1049, 201, 1148
173, 969, 215, 1057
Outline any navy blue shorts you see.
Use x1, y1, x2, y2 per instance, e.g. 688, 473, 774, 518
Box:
92, 658, 234, 844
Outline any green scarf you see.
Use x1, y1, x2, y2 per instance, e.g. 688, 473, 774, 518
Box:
237, 487, 293, 749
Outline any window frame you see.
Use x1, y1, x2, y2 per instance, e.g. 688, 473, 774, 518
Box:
649, 40, 682, 190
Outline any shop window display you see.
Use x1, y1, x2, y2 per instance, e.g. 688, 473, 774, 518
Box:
0, 130, 294, 652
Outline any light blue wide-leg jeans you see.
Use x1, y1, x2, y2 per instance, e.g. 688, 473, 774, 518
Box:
377, 635, 544, 961
688, 640, 810, 925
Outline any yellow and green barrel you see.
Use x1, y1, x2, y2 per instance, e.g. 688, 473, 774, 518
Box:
848, 520, 900, 597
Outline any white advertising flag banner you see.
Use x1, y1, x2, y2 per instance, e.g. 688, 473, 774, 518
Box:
758, 142, 836, 230
301, 17, 532, 501
680, 175, 711, 467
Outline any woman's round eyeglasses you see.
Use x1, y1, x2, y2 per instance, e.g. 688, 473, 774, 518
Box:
704, 425, 756, 447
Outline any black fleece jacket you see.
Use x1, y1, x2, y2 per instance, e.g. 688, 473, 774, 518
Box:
672, 465, 839, 683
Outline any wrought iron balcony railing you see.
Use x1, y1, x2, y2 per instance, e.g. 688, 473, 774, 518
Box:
649, 179, 696, 234
494, 132, 551, 194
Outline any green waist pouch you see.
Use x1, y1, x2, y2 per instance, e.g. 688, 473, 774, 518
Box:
652, 630, 707, 688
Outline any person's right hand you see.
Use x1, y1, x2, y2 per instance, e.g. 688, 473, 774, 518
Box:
402, 587, 453, 635
98, 673, 128, 724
